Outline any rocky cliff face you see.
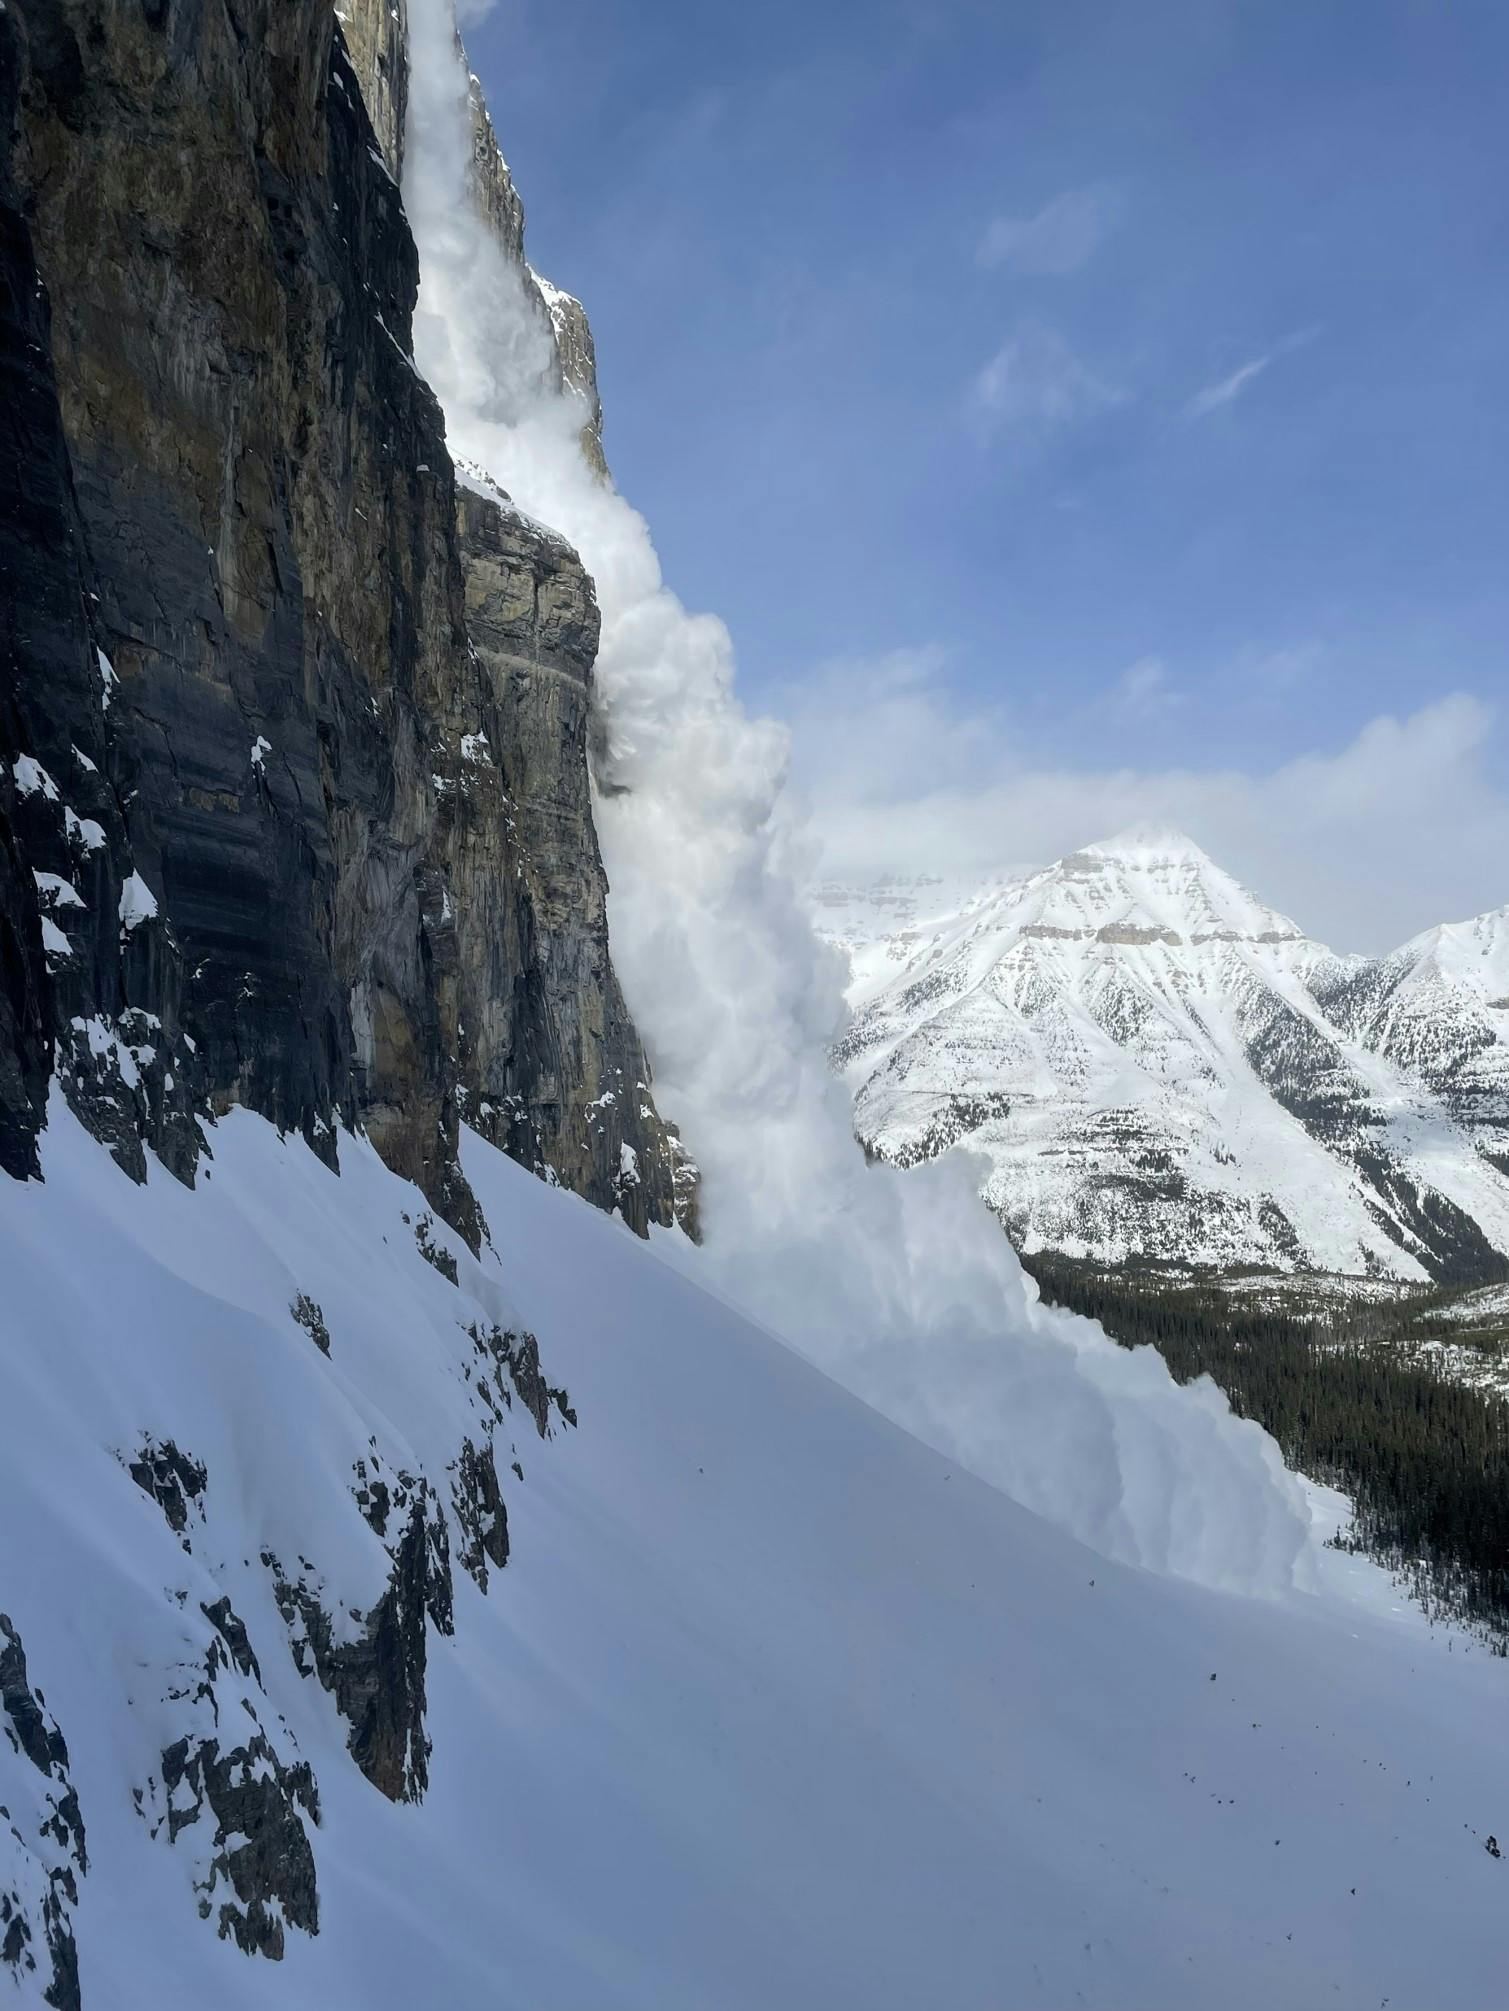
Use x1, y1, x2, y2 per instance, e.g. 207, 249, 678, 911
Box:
451, 479, 678, 1221
1, 0, 679, 1239
341, 0, 409, 178
0, 0, 204, 1190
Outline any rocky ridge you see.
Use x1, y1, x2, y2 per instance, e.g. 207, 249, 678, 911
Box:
456, 41, 608, 473
1311, 906, 1509, 1179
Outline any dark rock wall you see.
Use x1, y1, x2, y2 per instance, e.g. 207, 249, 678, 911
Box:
15, 0, 465, 1211
1, 0, 200, 1184
0, 5, 53, 1181
2, 0, 681, 1236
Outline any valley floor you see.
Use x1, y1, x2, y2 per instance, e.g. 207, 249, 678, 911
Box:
2, 1108, 1507, 2008
1218, 1270, 1509, 1398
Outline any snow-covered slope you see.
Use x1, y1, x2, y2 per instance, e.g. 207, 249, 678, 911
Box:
808, 871, 1028, 1006
4, 1101, 1508, 2009
830, 829, 1509, 1281
1312, 906, 1509, 1179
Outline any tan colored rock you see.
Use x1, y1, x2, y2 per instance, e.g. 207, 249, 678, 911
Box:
339, 0, 409, 178
453, 483, 680, 1230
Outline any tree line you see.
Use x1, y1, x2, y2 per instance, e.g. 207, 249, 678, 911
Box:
1023, 1255, 1509, 1648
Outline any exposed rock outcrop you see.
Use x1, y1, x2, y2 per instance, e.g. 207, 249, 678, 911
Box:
3, 0, 682, 1240
467, 1320, 575, 1439
289, 1291, 332, 1356
126, 1437, 208, 1540
0, 0, 199, 1187
158, 1730, 319, 1960
341, 0, 409, 178
16, 0, 494, 1225
452, 1437, 510, 1591
268, 1486, 451, 1804
0, 1615, 85, 2010
529, 269, 609, 478
455, 65, 607, 472
135, 1596, 320, 1967
452, 485, 679, 1230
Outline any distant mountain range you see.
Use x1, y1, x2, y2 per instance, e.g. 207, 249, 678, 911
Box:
817, 830, 1509, 1284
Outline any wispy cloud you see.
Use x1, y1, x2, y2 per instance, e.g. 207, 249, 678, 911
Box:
972, 323, 1123, 438
1186, 355, 1270, 419
977, 184, 1123, 276
1219, 640, 1326, 696
1113, 656, 1181, 718
1185, 325, 1322, 421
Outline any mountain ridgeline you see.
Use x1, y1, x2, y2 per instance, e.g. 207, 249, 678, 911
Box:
0, 0, 691, 1243
826, 830, 1509, 1287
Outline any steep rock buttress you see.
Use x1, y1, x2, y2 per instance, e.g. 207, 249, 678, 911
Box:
1, 0, 679, 1238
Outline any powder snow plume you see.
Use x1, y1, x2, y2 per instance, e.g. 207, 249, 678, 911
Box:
402, 0, 1310, 1593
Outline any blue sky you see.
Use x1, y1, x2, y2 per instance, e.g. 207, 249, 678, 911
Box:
463, 0, 1509, 944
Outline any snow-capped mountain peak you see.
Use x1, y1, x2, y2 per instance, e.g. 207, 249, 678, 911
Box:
824, 839, 1509, 1283
1390, 903, 1509, 999
1002, 826, 1307, 949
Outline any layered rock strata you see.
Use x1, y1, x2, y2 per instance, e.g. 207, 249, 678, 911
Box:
1, 0, 679, 1237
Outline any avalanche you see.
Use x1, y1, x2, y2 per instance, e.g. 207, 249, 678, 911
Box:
5, 8, 1506, 2005
2, 1099, 1507, 2008
399, 2, 1320, 1602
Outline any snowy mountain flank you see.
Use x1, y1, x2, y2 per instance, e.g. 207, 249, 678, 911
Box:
5, 1099, 1507, 2011
3, 4, 1509, 2007
828, 829, 1509, 1282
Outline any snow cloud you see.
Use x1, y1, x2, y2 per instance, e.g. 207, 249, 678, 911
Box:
403, 0, 1313, 1594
